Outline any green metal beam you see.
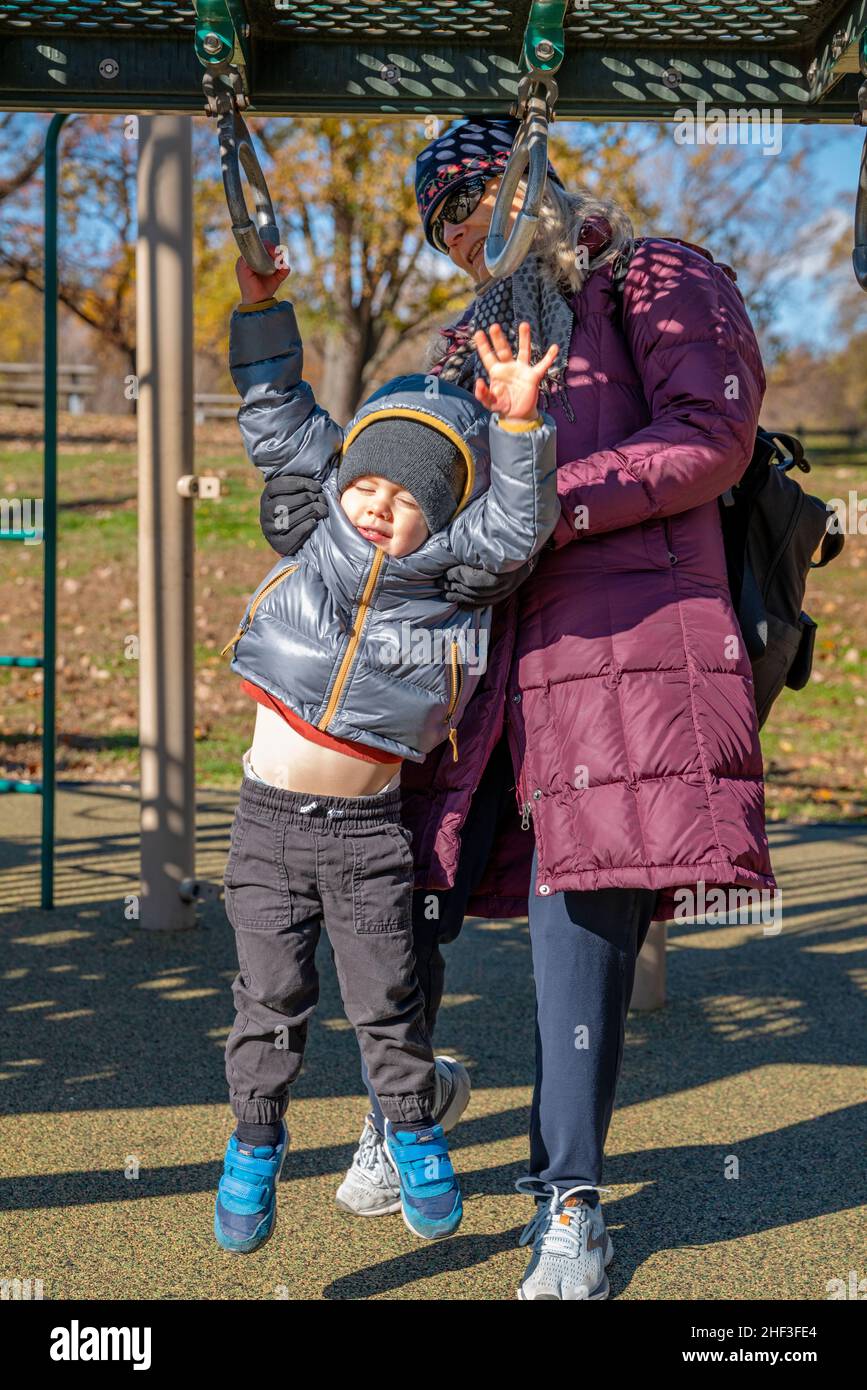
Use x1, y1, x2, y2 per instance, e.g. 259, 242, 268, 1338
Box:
41, 112, 66, 911
522, 1, 567, 73
194, 0, 249, 71
0, 34, 863, 120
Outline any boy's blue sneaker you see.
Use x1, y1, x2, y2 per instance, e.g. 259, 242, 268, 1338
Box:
384, 1119, 462, 1241
214, 1122, 288, 1254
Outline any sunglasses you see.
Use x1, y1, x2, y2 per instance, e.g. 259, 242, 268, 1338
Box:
430, 175, 489, 253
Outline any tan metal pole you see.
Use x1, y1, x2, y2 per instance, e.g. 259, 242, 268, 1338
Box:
136, 115, 196, 931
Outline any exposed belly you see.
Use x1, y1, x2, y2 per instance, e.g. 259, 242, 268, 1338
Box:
246, 704, 401, 797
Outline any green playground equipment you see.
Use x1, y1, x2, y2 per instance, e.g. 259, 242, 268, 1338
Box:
0, 113, 66, 909
4, 3, 867, 283
0, 1, 866, 935
2, 1, 867, 119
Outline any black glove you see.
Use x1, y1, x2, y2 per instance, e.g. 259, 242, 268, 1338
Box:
259, 474, 328, 556
443, 554, 538, 608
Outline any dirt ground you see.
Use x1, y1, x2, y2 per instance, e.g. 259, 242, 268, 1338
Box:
2, 411, 866, 817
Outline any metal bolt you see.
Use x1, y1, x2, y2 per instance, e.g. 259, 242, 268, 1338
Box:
534, 39, 556, 63
831, 29, 847, 61
662, 67, 682, 89
99, 58, 119, 79
381, 63, 399, 83
202, 31, 224, 55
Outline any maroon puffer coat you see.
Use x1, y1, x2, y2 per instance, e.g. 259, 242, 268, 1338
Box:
401, 236, 777, 923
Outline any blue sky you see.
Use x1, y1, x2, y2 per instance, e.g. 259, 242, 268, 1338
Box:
623, 118, 865, 350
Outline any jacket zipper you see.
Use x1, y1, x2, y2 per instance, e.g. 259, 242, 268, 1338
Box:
317, 548, 384, 732
444, 639, 464, 762
517, 762, 532, 829
220, 563, 299, 658
663, 517, 677, 565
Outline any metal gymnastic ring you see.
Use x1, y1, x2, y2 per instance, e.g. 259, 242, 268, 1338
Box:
217, 107, 280, 277
484, 84, 554, 281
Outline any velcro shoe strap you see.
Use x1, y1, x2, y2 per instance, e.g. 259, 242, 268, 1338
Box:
405, 1154, 455, 1188
228, 1152, 280, 1178
221, 1174, 268, 1205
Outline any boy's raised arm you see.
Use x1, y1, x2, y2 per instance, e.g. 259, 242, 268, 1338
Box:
444, 413, 559, 571
229, 298, 344, 484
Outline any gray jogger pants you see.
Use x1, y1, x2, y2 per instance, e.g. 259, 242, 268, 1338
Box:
223, 775, 436, 1127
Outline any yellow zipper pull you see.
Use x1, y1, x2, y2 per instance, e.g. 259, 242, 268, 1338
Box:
448, 725, 459, 762
220, 625, 245, 659
220, 564, 299, 662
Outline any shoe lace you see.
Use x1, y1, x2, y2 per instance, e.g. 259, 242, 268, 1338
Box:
515, 1178, 611, 1256
355, 1117, 386, 1174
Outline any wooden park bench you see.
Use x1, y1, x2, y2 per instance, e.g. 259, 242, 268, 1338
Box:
0, 362, 97, 414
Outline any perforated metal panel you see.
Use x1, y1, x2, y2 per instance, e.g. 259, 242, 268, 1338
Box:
0, 0, 863, 116
0, 1, 196, 32
565, 1, 855, 47
0, 0, 522, 40
255, 1, 521, 41
0, 0, 855, 46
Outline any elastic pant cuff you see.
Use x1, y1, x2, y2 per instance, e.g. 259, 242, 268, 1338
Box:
378, 1088, 437, 1126
230, 1096, 288, 1126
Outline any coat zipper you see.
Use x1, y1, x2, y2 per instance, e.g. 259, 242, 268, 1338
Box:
317, 547, 384, 731
220, 563, 299, 658
663, 516, 677, 565
517, 761, 532, 829
444, 639, 464, 762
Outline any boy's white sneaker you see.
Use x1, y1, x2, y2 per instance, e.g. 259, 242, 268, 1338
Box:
335, 1056, 471, 1217
516, 1180, 614, 1300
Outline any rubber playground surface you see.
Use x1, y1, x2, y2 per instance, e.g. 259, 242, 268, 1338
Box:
1, 785, 865, 1301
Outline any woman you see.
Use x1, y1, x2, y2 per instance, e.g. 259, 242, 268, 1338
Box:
256, 116, 776, 1300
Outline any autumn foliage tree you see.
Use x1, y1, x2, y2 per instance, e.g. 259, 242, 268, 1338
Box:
1, 111, 860, 423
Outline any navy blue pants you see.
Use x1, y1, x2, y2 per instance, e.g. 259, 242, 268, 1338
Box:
361, 735, 657, 1194
527, 847, 657, 1191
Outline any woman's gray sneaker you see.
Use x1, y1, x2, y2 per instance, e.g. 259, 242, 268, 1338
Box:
335, 1057, 471, 1217
516, 1180, 614, 1300
431, 1055, 471, 1134
335, 1115, 401, 1216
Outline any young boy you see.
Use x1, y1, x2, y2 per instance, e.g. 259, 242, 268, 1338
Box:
214, 265, 559, 1254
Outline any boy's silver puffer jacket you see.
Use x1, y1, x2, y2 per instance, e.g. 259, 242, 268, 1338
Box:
224, 299, 558, 763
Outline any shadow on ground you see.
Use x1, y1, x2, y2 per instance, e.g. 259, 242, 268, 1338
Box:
1, 785, 865, 1298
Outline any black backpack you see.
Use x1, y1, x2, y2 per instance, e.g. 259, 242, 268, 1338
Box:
720, 429, 843, 728
611, 247, 845, 728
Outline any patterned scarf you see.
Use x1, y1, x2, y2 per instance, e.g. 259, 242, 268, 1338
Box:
428, 254, 578, 423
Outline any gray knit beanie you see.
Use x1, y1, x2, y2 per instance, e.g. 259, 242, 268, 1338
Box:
337, 417, 468, 535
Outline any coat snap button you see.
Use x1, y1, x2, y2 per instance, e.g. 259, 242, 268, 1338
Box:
532, 788, 542, 799
512, 693, 522, 703
539, 883, 551, 895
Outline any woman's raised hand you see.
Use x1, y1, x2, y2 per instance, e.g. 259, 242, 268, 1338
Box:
236, 241, 290, 304
472, 321, 558, 421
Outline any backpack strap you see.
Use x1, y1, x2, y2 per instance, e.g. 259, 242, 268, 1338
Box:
811, 523, 845, 570
763, 429, 809, 473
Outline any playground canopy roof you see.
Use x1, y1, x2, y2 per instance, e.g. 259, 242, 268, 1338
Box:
0, 1, 865, 121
